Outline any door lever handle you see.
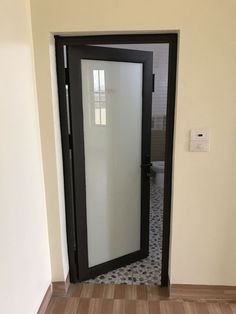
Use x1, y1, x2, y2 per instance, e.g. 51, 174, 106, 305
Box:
141, 162, 153, 178
141, 162, 152, 168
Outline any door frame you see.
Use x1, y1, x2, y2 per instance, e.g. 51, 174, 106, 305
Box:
55, 33, 178, 286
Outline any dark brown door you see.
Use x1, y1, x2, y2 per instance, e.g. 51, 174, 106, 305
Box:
67, 45, 153, 281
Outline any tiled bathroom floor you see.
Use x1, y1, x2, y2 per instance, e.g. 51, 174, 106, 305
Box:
84, 181, 163, 285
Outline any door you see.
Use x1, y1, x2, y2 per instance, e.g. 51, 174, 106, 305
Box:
67, 45, 153, 281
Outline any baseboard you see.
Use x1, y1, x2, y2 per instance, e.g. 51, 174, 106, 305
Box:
37, 285, 52, 314
52, 272, 70, 296
170, 284, 236, 301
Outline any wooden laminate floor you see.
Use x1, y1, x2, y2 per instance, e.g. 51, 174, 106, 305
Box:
45, 284, 236, 314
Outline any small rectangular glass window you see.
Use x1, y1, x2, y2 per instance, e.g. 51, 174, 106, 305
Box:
93, 70, 106, 126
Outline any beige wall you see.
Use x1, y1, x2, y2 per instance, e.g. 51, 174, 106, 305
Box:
30, 0, 236, 285
0, 0, 51, 313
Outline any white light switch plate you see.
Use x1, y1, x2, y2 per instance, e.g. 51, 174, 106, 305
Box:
190, 129, 209, 152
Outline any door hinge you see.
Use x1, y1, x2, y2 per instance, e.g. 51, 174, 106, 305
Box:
65, 67, 69, 85
152, 74, 155, 92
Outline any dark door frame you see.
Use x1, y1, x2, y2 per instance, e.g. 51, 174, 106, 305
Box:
55, 33, 178, 287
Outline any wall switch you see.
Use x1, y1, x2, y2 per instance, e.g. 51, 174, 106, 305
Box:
190, 129, 209, 152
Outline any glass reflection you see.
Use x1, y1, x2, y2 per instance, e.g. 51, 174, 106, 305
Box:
93, 70, 106, 126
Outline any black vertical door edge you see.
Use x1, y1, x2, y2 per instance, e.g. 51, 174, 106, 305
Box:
160, 36, 178, 287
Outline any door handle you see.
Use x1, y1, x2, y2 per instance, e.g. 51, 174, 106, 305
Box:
141, 162, 153, 177
141, 162, 153, 168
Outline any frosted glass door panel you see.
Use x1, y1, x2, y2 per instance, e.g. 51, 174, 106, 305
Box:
81, 60, 143, 268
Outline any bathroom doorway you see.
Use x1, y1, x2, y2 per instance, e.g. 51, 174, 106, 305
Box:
55, 34, 177, 287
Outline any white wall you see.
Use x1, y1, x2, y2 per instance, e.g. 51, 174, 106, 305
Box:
0, 1, 51, 313
48, 36, 69, 280
30, 0, 236, 285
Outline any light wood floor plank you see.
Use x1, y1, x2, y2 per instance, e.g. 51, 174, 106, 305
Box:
68, 284, 83, 297
171, 301, 185, 314
147, 285, 161, 300
160, 300, 175, 314
167, 300, 193, 314
101, 299, 114, 314
182, 301, 198, 314
103, 284, 115, 299
125, 285, 137, 300
148, 301, 161, 314
92, 284, 105, 299
219, 303, 234, 314
50, 297, 68, 314
207, 302, 223, 314
45, 297, 57, 314
80, 284, 94, 298
76, 298, 90, 314
195, 302, 210, 314
136, 285, 148, 300
88, 298, 103, 314
229, 303, 236, 313
136, 300, 149, 314
114, 285, 126, 299
64, 298, 80, 314
125, 300, 137, 314
113, 299, 126, 314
